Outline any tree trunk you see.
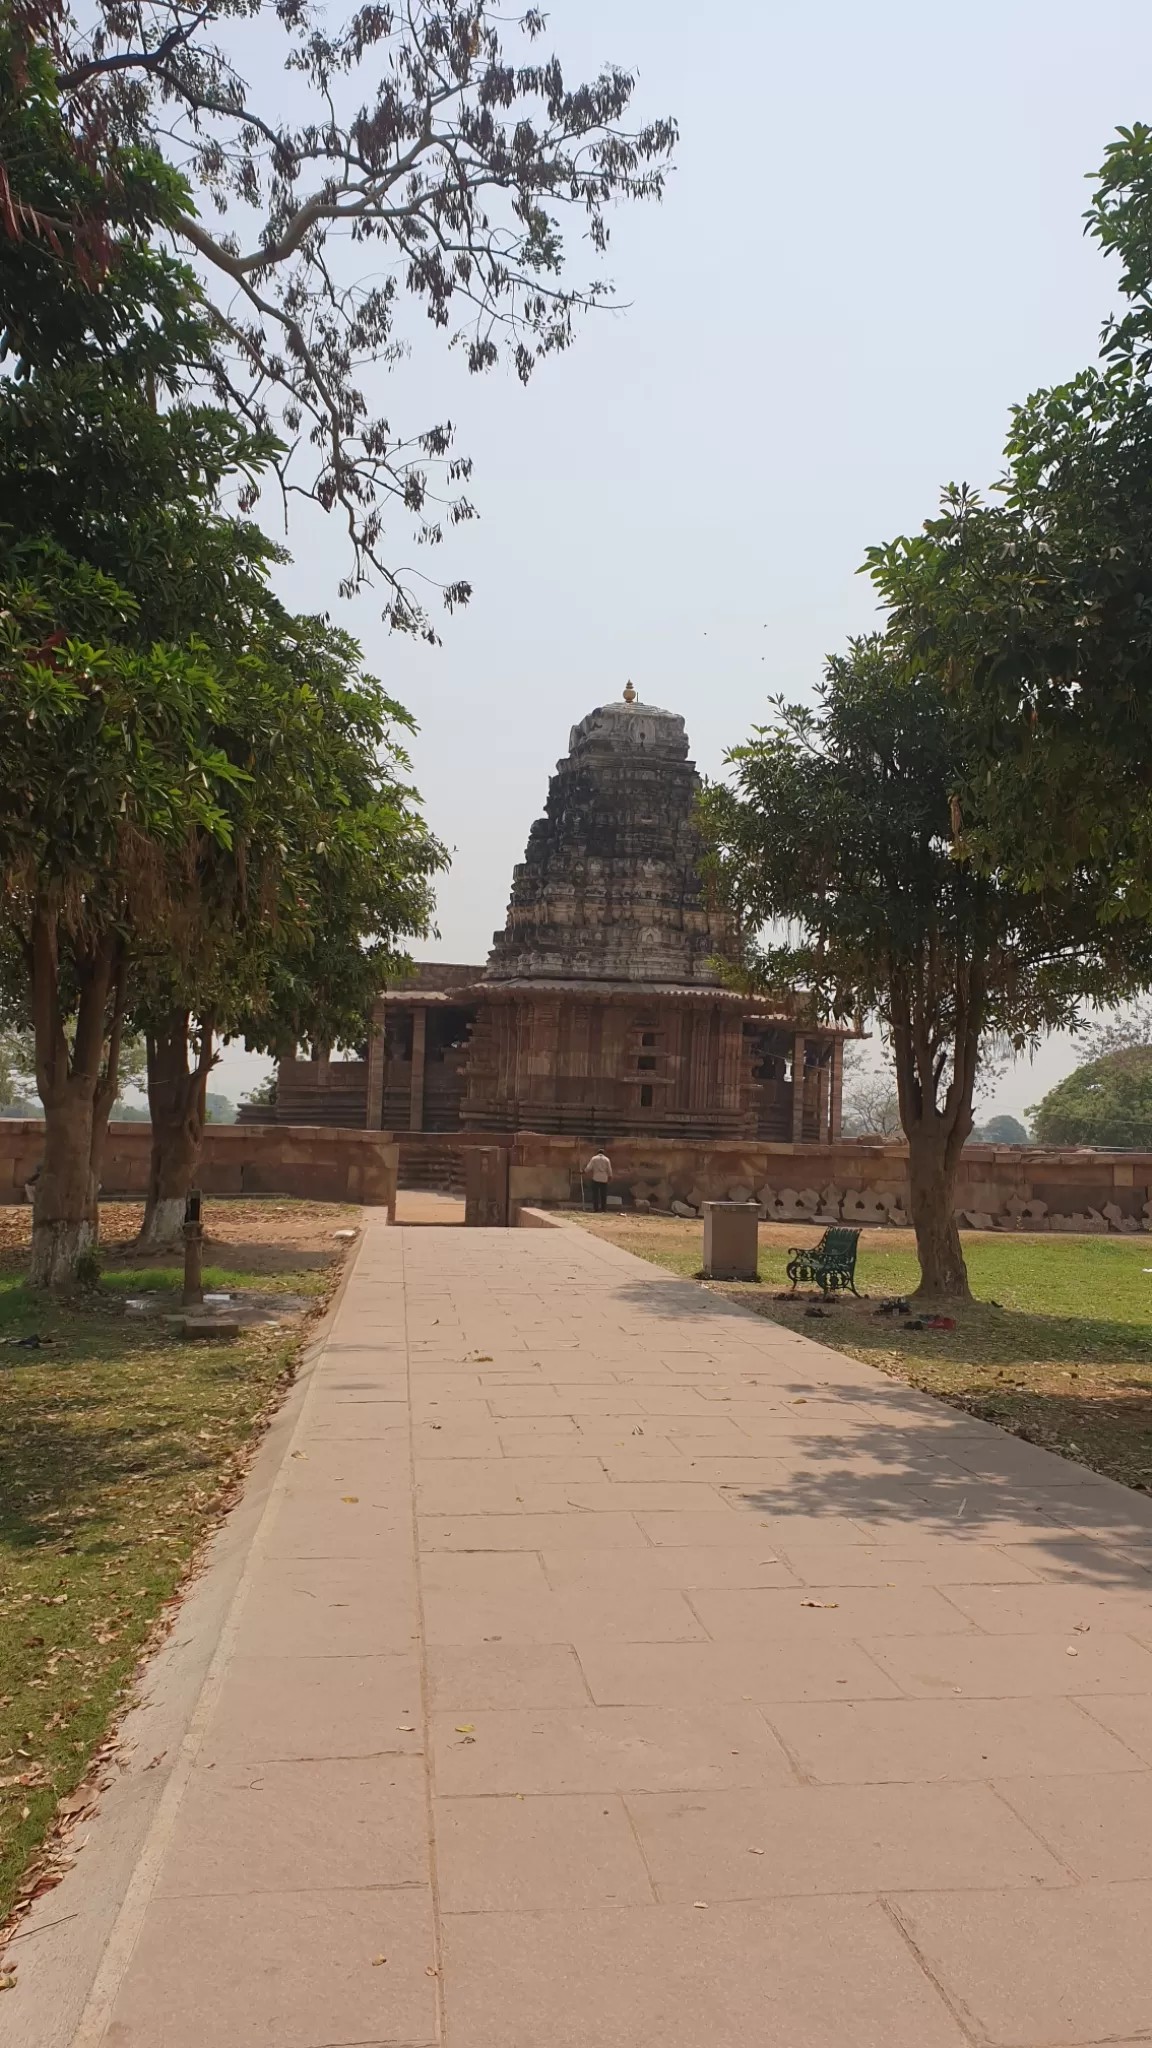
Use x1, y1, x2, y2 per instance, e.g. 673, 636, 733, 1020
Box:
138, 1011, 213, 1251
27, 1084, 98, 1286
907, 1122, 971, 1302
28, 917, 127, 1289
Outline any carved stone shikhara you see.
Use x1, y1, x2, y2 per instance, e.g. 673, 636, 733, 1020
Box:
486, 697, 731, 988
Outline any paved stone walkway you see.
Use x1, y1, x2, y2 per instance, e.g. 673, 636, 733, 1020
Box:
83, 1215, 1152, 2047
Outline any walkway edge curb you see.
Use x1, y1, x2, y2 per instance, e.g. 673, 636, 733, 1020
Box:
5, 1223, 369, 2048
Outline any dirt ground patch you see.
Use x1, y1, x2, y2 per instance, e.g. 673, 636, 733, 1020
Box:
0, 1198, 357, 1274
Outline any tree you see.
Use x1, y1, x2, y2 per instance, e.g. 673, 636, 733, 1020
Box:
29, 0, 677, 630
0, 554, 243, 1282
865, 129, 1152, 911
974, 1113, 1029, 1145
0, 305, 286, 1280
1030, 1047, 1152, 1149
700, 640, 1150, 1300
133, 612, 445, 1248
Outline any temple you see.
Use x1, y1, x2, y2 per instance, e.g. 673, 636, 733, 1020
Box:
265, 688, 851, 1142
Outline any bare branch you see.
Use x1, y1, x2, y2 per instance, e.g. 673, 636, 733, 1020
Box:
41, 0, 675, 628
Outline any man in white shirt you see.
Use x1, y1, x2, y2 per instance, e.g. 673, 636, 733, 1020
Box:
584, 1151, 613, 1213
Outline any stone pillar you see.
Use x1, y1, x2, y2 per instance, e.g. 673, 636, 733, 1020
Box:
791, 1033, 806, 1144
364, 1013, 386, 1130
815, 1057, 828, 1147
409, 1008, 427, 1133
829, 1037, 844, 1142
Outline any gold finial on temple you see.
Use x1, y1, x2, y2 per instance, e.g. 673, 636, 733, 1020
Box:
623, 680, 636, 703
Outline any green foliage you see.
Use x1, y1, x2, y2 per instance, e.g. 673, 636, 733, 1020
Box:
147, 603, 449, 1065
203, 1092, 234, 1123
702, 640, 1132, 1056
974, 1113, 1029, 1145
864, 129, 1152, 914
130, 608, 447, 1075
0, 371, 282, 637
0, 28, 207, 384
1030, 1045, 1152, 1148
0, 566, 242, 917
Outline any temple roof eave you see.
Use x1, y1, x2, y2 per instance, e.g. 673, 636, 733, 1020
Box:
374, 976, 859, 1033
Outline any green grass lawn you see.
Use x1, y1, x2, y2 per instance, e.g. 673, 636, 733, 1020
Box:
0, 1202, 352, 1930
574, 1215, 1152, 1496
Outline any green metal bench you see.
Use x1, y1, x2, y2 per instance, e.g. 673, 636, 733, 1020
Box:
786, 1226, 861, 1297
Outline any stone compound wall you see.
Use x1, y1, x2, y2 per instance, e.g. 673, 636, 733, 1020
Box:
3, 1118, 1148, 1232
0, 1122, 399, 1208
496, 1133, 1152, 1234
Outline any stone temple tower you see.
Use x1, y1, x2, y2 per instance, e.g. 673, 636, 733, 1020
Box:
274, 683, 850, 1144
454, 685, 773, 1137
485, 686, 731, 986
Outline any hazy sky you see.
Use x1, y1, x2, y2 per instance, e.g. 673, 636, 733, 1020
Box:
212, 0, 1152, 1118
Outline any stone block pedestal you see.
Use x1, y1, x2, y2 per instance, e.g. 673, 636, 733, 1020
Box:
464, 1146, 510, 1227
702, 1200, 759, 1280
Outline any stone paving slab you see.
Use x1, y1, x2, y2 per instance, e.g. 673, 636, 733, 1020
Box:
70, 1212, 1152, 2047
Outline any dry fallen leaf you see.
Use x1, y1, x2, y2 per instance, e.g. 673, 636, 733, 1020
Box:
693, 1900, 708, 1909
398, 1725, 416, 1733
342, 1496, 359, 1504
371, 1955, 388, 1967
748, 1847, 764, 1856
455, 1724, 474, 1734
800, 1599, 838, 1609
426, 1966, 439, 1977
0, 1969, 17, 1992
1065, 1646, 1079, 1657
